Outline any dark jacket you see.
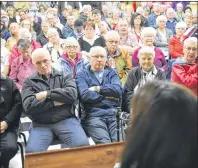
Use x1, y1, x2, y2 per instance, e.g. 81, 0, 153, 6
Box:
21, 68, 77, 124
78, 35, 106, 52
123, 66, 166, 113
76, 65, 122, 118
0, 74, 22, 130
36, 32, 49, 46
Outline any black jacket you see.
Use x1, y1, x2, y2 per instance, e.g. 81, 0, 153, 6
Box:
123, 67, 166, 113
36, 32, 49, 46
0, 74, 22, 130
78, 36, 106, 52
21, 68, 77, 124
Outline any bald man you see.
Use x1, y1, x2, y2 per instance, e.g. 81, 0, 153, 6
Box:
21, 48, 89, 153
76, 46, 122, 144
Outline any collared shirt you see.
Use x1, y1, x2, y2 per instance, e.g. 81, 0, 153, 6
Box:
120, 32, 138, 47
9, 56, 36, 89
166, 18, 177, 35
93, 70, 104, 84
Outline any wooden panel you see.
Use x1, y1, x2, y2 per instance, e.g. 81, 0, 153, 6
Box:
25, 142, 125, 168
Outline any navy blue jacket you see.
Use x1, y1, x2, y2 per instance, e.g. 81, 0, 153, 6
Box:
76, 65, 122, 118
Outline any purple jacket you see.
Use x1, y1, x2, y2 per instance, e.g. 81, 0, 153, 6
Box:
9, 57, 36, 90
132, 47, 168, 73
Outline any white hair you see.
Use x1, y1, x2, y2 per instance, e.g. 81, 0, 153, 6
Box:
64, 37, 80, 49
136, 7, 144, 14
142, 27, 156, 37
47, 28, 59, 37
184, 37, 198, 47
175, 22, 187, 29
156, 15, 168, 25
176, 3, 183, 8
138, 47, 155, 58
105, 30, 120, 40
90, 46, 107, 57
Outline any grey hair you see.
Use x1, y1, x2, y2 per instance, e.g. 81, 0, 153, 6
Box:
138, 47, 155, 58
184, 37, 197, 47
47, 28, 59, 37
64, 37, 80, 49
176, 3, 183, 8
105, 30, 120, 40
142, 27, 156, 37
90, 46, 107, 57
17, 38, 31, 49
156, 15, 168, 25
175, 22, 187, 29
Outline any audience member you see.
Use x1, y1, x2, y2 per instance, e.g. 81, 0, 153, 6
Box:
107, 9, 120, 30
171, 37, 197, 96
166, 8, 177, 35
124, 47, 166, 113
168, 22, 188, 59
36, 21, 49, 46
63, 15, 75, 38
69, 18, 84, 39
175, 3, 185, 22
184, 12, 197, 37
0, 73, 22, 168
121, 81, 197, 168
1, 45, 10, 76
6, 5, 17, 26
1, 20, 11, 41
98, 21, 109, 37
132, 27, 168, 73
20, 20, 37, 41
21, 48, 89, 153
9, 39, 36, 90
76, 46, 122, 144
154, 15, 173, 60
43, 28, 65, 71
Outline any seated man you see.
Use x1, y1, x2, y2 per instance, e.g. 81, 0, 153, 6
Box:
21, 48, 89, 153
76, 46, 123, 144
0, 73, 22, 168
105, 30, 132, 85
171, 37, 197, 96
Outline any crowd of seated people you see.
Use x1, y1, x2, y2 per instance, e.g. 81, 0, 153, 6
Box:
0, 1, 197, 168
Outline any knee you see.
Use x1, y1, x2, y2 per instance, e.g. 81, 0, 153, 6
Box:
25, 143, 42, 153
70, 137, 90, 148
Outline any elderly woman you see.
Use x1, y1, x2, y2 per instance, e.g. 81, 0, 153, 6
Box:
43, 28, 65, 71
184, 12, 197, 37
124, 47, 166, 113
98, 21, 109, 37
20, 19, 37, 41
154, 15, 173, 60
6, 22, 20, 51
59, 37, 88, 77
132, 27, 168, 73
107, 9, 120, 30
78, 20, 106, 53
168, 22, 188, 59
9, 39, 36, 90
9, 28, 41, 68
121, 81, 197, 168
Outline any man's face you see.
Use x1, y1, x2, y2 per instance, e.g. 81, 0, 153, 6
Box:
102, 6, 108, 15
48, 32, 59, 44
19, 46, 32, 59
177, 4, 183, 13
74, 26, 84, 36
42, 23, 49, 33
118, 20, 128, 35
47, 14, 54, 25
33, 53, 52, 75
62, 9, 68, 18
83, 8, 89, 16
153, 3, 161, 13
90, 50, 107, 71
85, 26, 95, 39
142, 33, 155, 46
67, 16, 75, 26
166, 9, 175, 19
139, 53, 154, 72
98, 22, 107, 32
106, 34, 120, 53
183, 41, 197, 63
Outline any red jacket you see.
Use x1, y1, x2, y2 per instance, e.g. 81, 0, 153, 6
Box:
168, 35, 188, 59
171, 63, 198, 96
9, 40, 42, 67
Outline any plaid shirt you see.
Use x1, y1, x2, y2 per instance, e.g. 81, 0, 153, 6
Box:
119, 32, 138, 47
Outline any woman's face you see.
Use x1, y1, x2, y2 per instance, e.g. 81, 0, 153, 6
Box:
64, 42, 79, 57
99, 22, 108, 32
7, 8, 14, 16
158, 19, 166, 28
85, 26, 95, 39
134, 15, 141, 25
48, 32, 59, 44
23, 20, 31, 30
176, 27, 186, 36
184, 16, 193, 26
10, 24, 20, 35
39, 6, 45, 13
142, 33, 155, 46
139, 53, 154, 72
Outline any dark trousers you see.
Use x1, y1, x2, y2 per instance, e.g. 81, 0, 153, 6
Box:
0, 131, 18, 168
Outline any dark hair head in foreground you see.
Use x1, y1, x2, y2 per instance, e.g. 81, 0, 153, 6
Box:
121, 81, 197, 168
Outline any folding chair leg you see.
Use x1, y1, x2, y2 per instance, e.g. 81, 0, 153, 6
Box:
17, 142, 24, 168
19, 132, 27, 146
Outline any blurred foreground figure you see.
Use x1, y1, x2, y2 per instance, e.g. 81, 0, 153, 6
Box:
121, 81, 197, 168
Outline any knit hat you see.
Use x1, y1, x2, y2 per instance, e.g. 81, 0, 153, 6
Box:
74, 19, 84, 27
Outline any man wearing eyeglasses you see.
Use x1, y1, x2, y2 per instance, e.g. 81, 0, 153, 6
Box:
76, 46, 122, 144
105, 30, 132, 85
21, 48, 89, 153
171, 37, 198, 96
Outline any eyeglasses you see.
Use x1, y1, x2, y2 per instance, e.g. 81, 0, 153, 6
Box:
144, 35, 155, 38
66, 45, 78, 49
91, 55, 106, 59
107, 40, 119, 44
185, 47, 197, 51
48, 34, 57, 38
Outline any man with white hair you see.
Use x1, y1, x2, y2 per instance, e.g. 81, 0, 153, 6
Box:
171, 37, 198, 96
9, 28, 41, 68
21, 48, 89, 153
76, 46, 122, 144
147, 2, 162, 28
166, 8, 177, 35
175, 3, 185, 22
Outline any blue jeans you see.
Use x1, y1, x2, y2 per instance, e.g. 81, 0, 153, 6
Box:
26, 118, 89, 153
81, 116, 117, 144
